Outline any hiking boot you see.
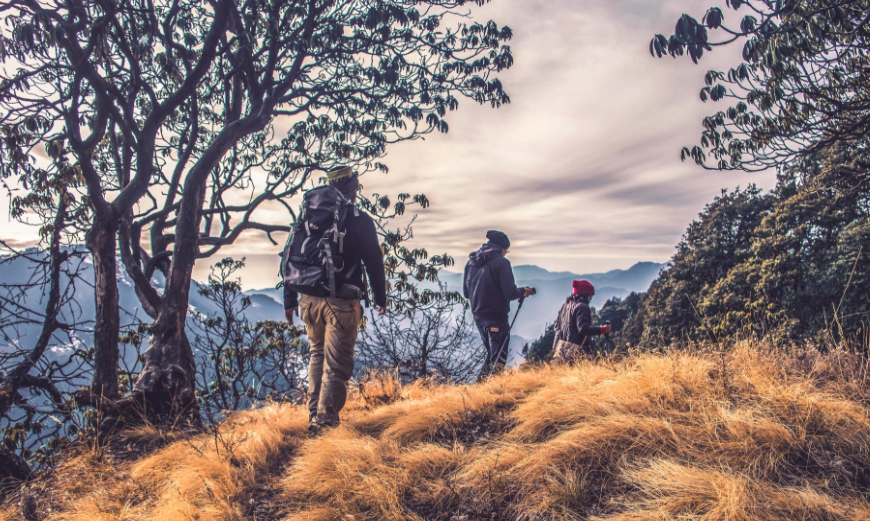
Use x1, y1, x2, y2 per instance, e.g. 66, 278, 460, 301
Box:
308, 417, 341, 438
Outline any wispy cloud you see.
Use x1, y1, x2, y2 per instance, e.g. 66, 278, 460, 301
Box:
0, 236, 40, 251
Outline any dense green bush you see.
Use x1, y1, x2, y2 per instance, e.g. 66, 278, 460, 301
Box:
624, 146, 870, 347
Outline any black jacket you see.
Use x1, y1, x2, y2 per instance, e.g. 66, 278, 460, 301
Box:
283, 209, 386, 309
553, 296, 603, 349
463, 243, 524, 323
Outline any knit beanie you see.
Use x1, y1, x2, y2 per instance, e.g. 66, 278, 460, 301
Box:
326, 166, 359, 198
572, 280, 595, 296
486, 230, 510, 250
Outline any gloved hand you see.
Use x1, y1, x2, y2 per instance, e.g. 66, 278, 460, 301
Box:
600, 324, 612, 335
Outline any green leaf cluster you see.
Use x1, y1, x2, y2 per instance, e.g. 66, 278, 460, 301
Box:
653, 0, 870, 171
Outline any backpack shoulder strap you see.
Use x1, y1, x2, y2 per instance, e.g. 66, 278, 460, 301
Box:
279, 229, 294, 282
323, 239, 337, 298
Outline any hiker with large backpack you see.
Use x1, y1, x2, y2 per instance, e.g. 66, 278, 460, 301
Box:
282, 167, 387, 436
551, 280, 612, 363
463, 230, 536, 380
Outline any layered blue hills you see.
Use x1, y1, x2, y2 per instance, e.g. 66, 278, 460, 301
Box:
3, 246, 664, 357
0, 246, 287, 357
251, 261, 666, 345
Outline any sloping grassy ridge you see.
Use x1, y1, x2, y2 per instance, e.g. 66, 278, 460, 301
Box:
5, 343, 870, 521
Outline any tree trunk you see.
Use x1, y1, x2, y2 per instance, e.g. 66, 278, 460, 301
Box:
130, 179, 207, 422
87, 219, 120, 399
132, 323, 198, 422
128, 116, 269, 423
0, 448, 31, 483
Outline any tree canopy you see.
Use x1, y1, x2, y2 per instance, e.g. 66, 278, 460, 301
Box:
652, 0, 870, 171
623, 146, 870, 346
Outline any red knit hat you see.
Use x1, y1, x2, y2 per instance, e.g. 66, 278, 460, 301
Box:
572, 280, 595, 296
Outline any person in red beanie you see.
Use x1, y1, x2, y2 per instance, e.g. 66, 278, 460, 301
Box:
551, 280, 612, 363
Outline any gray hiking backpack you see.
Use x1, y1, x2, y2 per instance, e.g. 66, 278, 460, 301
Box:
281, 185, 364, 300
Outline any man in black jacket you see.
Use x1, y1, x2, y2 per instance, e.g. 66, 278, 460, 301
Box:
283, 167, 386, 435
463, 230, 535, 379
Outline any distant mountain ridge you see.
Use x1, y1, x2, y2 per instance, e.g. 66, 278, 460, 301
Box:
507, 266, 582, 281
0, 247, 287, 357
435, 261, 666, 340
251, 262, 665, 299
3, 248, 665, 360
470, 262, 666, 292
251, 262, 667, 342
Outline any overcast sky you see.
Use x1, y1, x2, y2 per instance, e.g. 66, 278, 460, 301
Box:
1, 0, 776, 289
339, 0, 776, 285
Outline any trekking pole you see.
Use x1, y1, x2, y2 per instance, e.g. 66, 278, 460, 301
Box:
487, 295, 526, 378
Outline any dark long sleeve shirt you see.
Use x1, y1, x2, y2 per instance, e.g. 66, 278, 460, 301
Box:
553, 296, 605, 349
463, 243, 524, 323
283, 209, 386, 309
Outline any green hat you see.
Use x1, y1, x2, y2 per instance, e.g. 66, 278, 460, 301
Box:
326, 166, 354, 182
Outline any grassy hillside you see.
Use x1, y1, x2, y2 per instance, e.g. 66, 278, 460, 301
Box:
4, 343, 870, 520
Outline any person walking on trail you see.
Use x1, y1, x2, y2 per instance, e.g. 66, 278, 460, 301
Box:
463, 230, 536, 380
282, 166, 387, 436
552, 280, 612, 363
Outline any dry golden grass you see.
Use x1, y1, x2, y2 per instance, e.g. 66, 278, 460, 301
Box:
4, 341, 870, 521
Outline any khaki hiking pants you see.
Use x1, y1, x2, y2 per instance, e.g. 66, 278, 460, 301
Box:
554, 339, 587, 364
299, 294, 362, 427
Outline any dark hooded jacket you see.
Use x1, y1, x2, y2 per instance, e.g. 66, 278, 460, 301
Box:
552, 295, 603, 349
463, 243, 524, 323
